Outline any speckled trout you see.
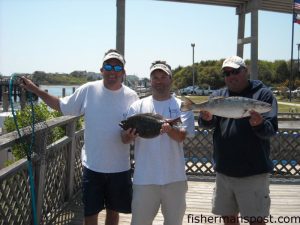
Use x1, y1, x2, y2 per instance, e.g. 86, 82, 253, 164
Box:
180, 96, 272, 119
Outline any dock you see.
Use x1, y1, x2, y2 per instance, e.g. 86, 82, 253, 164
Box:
64, 180, 300, 225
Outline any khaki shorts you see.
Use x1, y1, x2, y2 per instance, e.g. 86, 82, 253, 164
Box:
131, 181, 188, 225
212, 172, 270, 218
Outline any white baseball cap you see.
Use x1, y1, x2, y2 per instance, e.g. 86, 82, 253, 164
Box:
103, 51, 125, 65
222, 56, 246, 69
150, 63, 172, 76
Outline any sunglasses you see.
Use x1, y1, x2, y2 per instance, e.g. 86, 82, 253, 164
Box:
222, 67, 243, 77
103, 64, 123, 72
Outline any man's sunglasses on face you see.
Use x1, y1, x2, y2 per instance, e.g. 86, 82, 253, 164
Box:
103, 64, 123, 72
222, 67, 243, 77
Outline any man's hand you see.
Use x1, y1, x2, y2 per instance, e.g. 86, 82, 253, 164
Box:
160, 123, 186, 142
121, 128, 138, 144
20, 76, 61, 111
199, 110, 213, 121
160, 123, 172, 134
249, 110, 264, 127
20, 76, 39, 93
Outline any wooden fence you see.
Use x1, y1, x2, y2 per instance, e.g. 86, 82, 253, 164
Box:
0, 115, 299, 224
184, 129, 300, 178
0, 116, 83, 225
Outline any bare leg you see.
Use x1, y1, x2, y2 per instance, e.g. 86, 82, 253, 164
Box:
105, 209, 119, 225
84, 213, 98, 225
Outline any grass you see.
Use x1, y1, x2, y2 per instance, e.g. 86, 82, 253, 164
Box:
178, 95, 300, 113
277, 104, 300, 113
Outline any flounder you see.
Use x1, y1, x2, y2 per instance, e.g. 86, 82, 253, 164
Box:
119, 113, 181, 138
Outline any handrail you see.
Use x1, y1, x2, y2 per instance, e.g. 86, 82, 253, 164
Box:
0, 115, 79, 151
0, 115, 83, 225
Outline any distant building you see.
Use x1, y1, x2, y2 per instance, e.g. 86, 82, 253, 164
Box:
70, 71, 101, 80
87, 72, 102, 80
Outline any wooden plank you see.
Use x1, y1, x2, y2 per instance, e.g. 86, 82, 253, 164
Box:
0, 115, 80, 150
66, 180, 300, 225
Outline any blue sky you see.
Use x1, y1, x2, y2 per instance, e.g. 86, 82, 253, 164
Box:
0, 0, 299, 78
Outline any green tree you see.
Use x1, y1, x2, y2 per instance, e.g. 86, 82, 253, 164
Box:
257, 60, 274, 86
173, 66, 193, 89
4, 103, 65, 163
274, 60, 289, 83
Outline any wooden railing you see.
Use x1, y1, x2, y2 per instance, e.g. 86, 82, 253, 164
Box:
0, 116, 83, 225
0, 116, 299, 224
184, 128, 300, 179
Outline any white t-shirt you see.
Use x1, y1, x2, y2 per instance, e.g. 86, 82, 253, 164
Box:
126, 95, 195, 185
59, 80, 139, 173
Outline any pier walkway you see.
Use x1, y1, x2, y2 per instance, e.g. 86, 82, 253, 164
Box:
65, 180, 300, 225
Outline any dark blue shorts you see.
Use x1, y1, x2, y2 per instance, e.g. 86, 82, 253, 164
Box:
82, 167, 132, 216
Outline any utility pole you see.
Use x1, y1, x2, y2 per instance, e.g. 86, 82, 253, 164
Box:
191, 43, 195, 94
297, 43, 300, 73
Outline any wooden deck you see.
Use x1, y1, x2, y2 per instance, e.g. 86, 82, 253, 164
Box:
66, 180, 300, 225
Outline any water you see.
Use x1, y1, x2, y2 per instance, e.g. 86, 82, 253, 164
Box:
40, 85, 79, 97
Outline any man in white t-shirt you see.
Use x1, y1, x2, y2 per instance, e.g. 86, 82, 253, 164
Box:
121, 60, 195, 225
21, 49, 139, 225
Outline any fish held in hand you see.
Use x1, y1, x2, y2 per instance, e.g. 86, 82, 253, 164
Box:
119, 113, 181, 138
180, 96, 272, 119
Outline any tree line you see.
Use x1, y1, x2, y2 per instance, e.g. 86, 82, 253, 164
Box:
1, 59, 299, 90
172, 59, 300, 90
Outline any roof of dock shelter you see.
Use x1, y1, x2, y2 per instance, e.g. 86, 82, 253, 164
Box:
159, 0, 294, 14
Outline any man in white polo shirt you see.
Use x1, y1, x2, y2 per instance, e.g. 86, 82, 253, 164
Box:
122, 60, 195, 225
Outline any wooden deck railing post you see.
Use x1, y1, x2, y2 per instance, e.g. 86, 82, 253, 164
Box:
35, 129, 48, 224
20, 88, 26, 110
62, 88, 66, 97
2, 88, 9, 112
66, 119, 76, 200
